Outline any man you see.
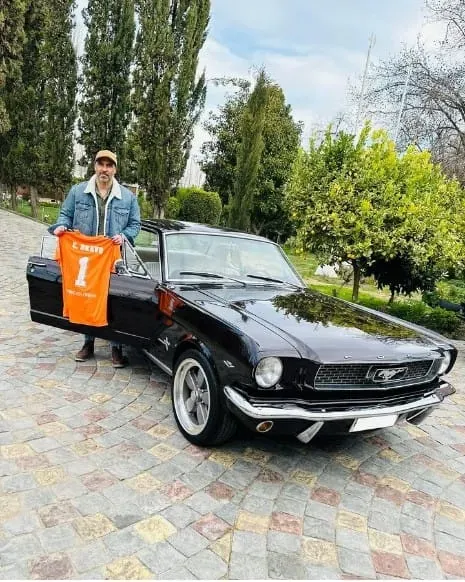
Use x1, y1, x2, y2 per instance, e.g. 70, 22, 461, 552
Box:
49, 150, 141, 367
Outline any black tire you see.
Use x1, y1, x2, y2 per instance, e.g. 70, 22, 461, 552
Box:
171, 349, 237, 446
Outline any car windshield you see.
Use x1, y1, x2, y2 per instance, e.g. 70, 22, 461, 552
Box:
165, 232, 303, 287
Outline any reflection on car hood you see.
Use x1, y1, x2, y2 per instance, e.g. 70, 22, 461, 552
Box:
182, 286, 441, 362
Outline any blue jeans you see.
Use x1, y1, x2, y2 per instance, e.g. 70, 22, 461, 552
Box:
84, 334, 121, 349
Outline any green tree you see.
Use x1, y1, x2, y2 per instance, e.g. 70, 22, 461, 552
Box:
229, 69, 269, 232
176, 186, 222, 224
286, 124, 465, 302
40, 0, 77, 200
133, 0, 210, 218
201, 78, 301, 240
0, 0, 27, 134
201, 78, 250, 206
253, 86, 302, 240
0, 0, 49, 216
0, 0, 77, 209
366, 148, 464, 301
79, 0, 135, 176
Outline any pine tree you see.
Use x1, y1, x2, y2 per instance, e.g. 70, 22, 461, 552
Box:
0, 0, 49, 215
0, 0, 27, 134
229, 69, 269, 232
79, 0, 135, 176
201, 79, 301, 240
0, 0, 77, 210
40, 0, 77, 200
133, 0, 210, 217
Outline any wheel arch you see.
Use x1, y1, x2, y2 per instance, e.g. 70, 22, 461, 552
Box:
172, 337, 217, 376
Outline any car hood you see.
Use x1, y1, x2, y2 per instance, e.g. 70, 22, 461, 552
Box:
182, 286, 442, 363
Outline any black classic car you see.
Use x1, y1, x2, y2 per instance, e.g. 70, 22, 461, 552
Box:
27, 220, 457, 446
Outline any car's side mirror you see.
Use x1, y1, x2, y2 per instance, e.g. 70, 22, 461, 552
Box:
114, 259, 130, 276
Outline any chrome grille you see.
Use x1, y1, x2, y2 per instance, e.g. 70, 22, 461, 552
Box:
314, 360, 435, 389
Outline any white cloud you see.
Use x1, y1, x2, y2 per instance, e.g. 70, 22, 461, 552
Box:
397, 8, 447, 53
195, 36, 364, 152
74, 0, 433, 185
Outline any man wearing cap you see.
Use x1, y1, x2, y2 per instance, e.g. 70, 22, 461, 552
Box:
48, 150, 141, 367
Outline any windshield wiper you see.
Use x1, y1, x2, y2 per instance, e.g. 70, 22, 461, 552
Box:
178, 271, 246, 286
245, 274, 303, 290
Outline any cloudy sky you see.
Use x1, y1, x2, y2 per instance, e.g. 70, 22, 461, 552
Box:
75, 0, 441, 180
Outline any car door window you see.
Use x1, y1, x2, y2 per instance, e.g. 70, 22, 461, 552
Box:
131, 230, 161, 280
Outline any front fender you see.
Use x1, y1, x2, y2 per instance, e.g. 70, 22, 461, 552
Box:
172, 334, 255, 389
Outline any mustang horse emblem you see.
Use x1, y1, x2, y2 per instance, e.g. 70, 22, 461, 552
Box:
373, 367, 407, 382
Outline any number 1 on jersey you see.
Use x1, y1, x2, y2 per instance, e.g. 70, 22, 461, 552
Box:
75, 256, 89, 287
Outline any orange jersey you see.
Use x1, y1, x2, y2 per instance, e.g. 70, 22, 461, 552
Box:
55, 232, 121, 327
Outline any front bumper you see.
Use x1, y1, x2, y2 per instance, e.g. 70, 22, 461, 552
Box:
224, 381, 455, 443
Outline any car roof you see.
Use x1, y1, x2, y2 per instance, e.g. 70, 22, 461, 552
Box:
141, 219, 271, 243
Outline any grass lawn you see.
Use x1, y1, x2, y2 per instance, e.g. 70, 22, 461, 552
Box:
1, 201, 463, 337
286, 250, 394, 305
2, 201, 60, 224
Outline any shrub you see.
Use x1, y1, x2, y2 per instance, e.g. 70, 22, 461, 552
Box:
386, 300, 461, 336
137, 193, 153, 219
309, 282, 462, 337
425, 307, 462, 335
387, 300, 429, 324
177, 187, 222, 225
165, 196, 181, 219
422, 290, 441, 308
437, 280, 465, 304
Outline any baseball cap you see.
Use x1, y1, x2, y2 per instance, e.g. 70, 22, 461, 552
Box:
95, 150, 117, 165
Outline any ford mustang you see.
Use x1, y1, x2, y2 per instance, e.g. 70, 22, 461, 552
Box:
26, 220, 457, 446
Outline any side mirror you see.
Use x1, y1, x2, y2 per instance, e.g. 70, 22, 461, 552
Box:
114, 259, 129, 275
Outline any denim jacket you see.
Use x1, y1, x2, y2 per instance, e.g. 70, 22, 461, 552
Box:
49, 176, 141, 243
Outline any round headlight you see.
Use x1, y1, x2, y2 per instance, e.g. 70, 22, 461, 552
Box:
438, 351, 451, 375
254, 357, 283, 388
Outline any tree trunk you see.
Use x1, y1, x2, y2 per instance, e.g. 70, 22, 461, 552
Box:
152, 205, 164, 219
388, 289, 395, 304
30, 185, 39, 219
351, 261, 361, 302
148, 185, 166, 219
10, 186, 17, 210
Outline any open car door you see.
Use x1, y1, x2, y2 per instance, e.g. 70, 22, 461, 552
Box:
26, 232, 162, 347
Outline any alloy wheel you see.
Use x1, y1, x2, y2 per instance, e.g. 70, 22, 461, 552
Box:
173, 358, 211, 435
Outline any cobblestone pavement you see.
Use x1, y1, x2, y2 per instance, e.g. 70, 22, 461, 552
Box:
1, 208, 465, 579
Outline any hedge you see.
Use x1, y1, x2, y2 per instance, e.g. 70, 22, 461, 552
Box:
176, 187, 222, 225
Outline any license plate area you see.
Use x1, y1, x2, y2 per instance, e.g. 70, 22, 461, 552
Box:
349, 414, 398, 432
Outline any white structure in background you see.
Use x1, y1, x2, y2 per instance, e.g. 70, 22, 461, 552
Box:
315, 262, 353, 279
315, 265, 338, 278
74, 141, 87, 179
179, 156, 205, 187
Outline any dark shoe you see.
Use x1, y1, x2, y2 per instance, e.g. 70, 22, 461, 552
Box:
112, 346, 128, 368
75, 341, 94, 362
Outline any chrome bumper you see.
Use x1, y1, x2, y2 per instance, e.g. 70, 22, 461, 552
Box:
224, 381, 455, 441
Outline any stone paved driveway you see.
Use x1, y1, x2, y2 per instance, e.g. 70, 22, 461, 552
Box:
1, 208, 465, 580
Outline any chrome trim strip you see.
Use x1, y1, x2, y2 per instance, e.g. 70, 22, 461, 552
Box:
142, 349, 173, 376
224, 385, 450, 422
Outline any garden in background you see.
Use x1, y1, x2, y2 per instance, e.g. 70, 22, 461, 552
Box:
3, 0, 465, 340
2, 184, 465, 340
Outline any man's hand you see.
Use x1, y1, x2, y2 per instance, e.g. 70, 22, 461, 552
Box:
111, 234, 123, 245
53, 225, 67, 236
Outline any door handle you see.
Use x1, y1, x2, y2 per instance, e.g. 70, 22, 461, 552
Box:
28, 261, 47, 268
